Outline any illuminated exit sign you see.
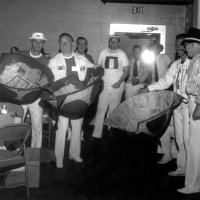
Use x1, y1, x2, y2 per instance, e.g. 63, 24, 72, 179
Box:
132, 6, 144, 14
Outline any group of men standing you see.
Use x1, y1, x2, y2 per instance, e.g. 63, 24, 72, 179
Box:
19, 32, 95, 168
139, 28, 200, 194
92, 35, 171, 139
16, 27, 200, 194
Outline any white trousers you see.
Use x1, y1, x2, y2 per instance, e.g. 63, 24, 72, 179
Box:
92, 83, 124, 138
125, 83, 144, 99
184, 98, 200, 191
157, 117, 178, 158
55, 115, 83, 165
173, 103, 189, 172
22, 99, 43, 148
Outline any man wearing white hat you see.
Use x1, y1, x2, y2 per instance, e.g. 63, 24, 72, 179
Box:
177, 28, 200, 194
91, 35, 129, 139
20, 32, 49, 148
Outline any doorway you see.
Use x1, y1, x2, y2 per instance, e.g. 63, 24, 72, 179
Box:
110, 24, 166, 57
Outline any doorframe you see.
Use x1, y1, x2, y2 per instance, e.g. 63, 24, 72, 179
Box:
110, 24, 166, 53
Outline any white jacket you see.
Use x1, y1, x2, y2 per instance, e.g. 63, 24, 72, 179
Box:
48, 52, 95, 81
148, 58, 191, 99
186, 54, 200, 103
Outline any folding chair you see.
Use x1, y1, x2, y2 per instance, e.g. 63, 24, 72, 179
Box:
0, 123, 31, 199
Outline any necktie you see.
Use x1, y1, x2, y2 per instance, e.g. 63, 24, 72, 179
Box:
154, 61, 159, 82
133, 60, 138, 77
176, 67, 181, 91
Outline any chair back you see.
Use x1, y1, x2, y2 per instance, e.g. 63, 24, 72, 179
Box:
0, 123, 31, 154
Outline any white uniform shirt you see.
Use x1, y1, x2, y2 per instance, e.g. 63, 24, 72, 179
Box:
148, 58, 191, 99
98, 48, 129, 85
150, 54, 171, 82
186, 54, 200, 103
48, 52, 94, 81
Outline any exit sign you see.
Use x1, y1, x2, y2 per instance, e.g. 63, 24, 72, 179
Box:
132, 6, 144, 14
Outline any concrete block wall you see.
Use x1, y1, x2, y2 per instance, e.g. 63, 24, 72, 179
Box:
0, 0, 186, 61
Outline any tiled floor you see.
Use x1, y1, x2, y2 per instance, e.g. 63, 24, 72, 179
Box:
0, 125, 200, 200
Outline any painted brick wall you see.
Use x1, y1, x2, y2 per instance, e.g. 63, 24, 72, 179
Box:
0, 0, 185, 61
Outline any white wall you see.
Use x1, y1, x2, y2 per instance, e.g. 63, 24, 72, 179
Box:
0, 0, 186, 61
193, 0, 200, 28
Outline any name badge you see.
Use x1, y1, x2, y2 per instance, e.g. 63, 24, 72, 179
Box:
57, 66, 64, 70
80, 66, 86, 71
72, 65, 87, 81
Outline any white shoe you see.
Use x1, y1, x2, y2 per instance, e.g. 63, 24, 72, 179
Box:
11, 166, 25, 172
177, 187, 200, 194
81, 130, 84, 141
168, 169, 185, 176
0, 145, 7, 150
157, 155, 172, 164
56, 163, 63, 168
69, 156, 83, 163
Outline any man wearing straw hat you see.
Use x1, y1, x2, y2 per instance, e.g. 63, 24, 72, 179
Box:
20, 32, 49, 148
177, 28, 200, 194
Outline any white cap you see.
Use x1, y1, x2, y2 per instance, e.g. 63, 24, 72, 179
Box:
29, 32, 47, 41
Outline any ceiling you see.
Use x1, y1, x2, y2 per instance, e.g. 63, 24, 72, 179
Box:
101, 0, 193, 5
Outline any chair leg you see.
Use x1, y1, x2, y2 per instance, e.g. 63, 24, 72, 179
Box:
24, 146, 30, 199
48, 118, 51, 147
47, 110, 53, 147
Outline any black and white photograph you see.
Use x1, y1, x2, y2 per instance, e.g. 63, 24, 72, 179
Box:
0, 0, 200, 199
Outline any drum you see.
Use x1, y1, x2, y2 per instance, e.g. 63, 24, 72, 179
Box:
0, 53, 104, 119
42, 67, 104, 119
0, 53, 54, 104
106, 90, 184, 138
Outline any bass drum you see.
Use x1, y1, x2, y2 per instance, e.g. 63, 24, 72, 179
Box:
106, 90, 184, 138
0, 53, 54, 104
